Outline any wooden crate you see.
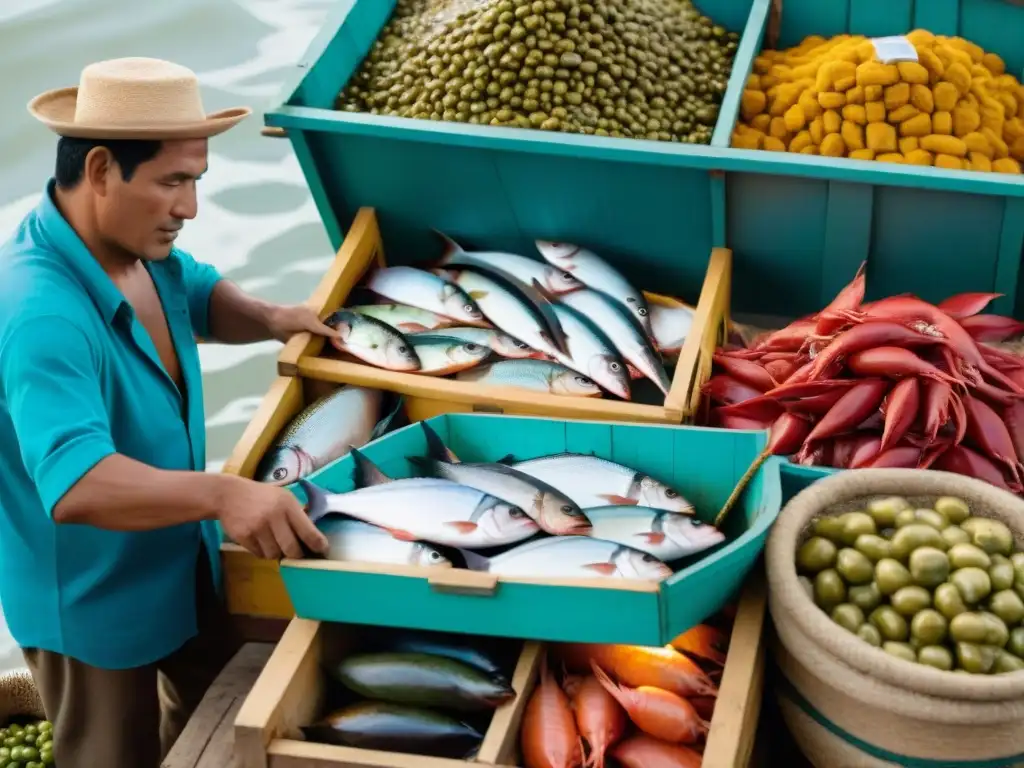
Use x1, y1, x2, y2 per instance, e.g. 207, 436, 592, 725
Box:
234, 620, 541, 768
277, 207, 730, 425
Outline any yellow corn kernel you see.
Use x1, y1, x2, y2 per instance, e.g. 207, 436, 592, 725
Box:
753, 55, 772, 75
746, 74, 762, 90
918, 48, 945, 82
750, 114, 772, 132
864, 85, 884, 102
905, 149, 934, 166
769, 64, 793, 82
762, 136, 788, 152
740, 89, 767, 120
818, 91, 845, 110
856, 61, 900, 88
983, 127, 1009, 159
921, 134, 968, 157
897, 61, 930, 85
864, 101, 886, 123
899, 136, 919, 154
814, 61, 837, 92
982, 52, 1006, 77
842, 104, 867, 125
823, 109, 842, 134
769, 117, 790, 140
935, 153, 963, 170
970, 78, 991, 101
997, 93, 1019, 121
900, 113, 932, 137
849, 148, 875, 161
993, 157, 1022, 174
855, 41, 877, 64
884, 82, 911, 111
1008, 118, 1024, 144
963, 131, 993, 158
845, 85, 865, 105
949, 37, 985, 63
789, 130, 813, 153
980, 103, 1005, 135
784, 103, 807, 132
888, 104, 919, 124
769, 83, 802, 116
766, 85, 780, 103
996, 74, 1019, 91
971, 63, 991, 80
733, 131, 764, 150
841, 121, 865, 151
944, 62, 972, 96
933, 82, 959, 111
969, 151, 992, 172
834, 75, 856, 92
799, 90, 823, 120
933, 111, 953, 135
910, 84, 934, 113
952, 103, 981, 136
1011, 137, 1024, 162
760, 74, 780, 89
876, 153, 905, 163
866, 122, 898, 153
809, 116, 825, 145
907, 29, 935, 46
820, 133, 847, 157
832, 61, 857, 83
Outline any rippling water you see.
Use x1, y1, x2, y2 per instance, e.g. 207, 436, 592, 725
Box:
0, 0, 337, 671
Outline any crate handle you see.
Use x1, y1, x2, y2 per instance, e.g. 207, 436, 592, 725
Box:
261, 126, 287, 138
428, 569, 499, 597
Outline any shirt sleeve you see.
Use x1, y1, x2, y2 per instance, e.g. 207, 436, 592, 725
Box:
175, 249, 222, 339
0, 316, 116, 516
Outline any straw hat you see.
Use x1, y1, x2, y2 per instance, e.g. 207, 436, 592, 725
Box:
28, 57, 251, 140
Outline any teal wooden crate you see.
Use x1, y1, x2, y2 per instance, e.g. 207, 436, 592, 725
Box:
718, 0, 1024, 319
263, 0, 760, 295
278, 413, 783, 646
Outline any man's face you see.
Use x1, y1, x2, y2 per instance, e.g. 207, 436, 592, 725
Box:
94, 138, 208, 261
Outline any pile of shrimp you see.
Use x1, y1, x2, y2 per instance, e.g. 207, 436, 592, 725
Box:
520, 607, 734, 768
703, 263, 1024, 492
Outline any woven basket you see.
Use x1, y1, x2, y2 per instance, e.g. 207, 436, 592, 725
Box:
766, 468, 1024, 767
0, 669, 43, 723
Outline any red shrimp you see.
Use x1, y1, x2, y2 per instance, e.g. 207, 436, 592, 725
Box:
807, 321, 948, 380
814, 261, 867, 336
701, 375, 762, 406
566, 675, 627, 768
922, 380, 953, 442
936, 292, 1002, 319
767, 412, 812, 456
591, 664, 708, 745
958, 314, 1024, 342
712, 354, 776, 391
880, 377, 920, 452
846, 347, 959, 384
804, 379, 890, 444
962, 394, 1023, 484
933, 445, 1017, 492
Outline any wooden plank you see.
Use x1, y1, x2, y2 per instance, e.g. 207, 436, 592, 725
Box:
222, 544, 295, 618
162, 643, 274, 768
221, 377, 305, 480
476, 641, 543, 765
267, 740, 481, 768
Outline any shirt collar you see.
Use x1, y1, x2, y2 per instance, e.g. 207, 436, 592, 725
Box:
35, 178, 128, 325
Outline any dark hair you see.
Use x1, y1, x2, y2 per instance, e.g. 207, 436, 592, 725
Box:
54, 136, 163, 189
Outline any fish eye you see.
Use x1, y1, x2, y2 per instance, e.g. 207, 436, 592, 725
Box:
560, 272, 573, 281
515, 341, 530, 349
465, 343, 481, 352
627, 297, 637, 303
398, 345, 408, 353
691, 519, 705, 527
666, 489, 678, 498
638, 307, 648, 316
464, 303, 475, 312
641, 554, 658, 563
575, 376, 590, 385
272, 468, 288, 481
429, 551, 444, 562
561, 505, 583, 517
609, 361, 622, 371
509, 507, 528, 518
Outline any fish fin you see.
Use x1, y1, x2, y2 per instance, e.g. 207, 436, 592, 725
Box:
388, 528, 420, 542
405, 455, 438, 477
446, 521, 479, 533
495, 453, 516, 465
398, 322, 430, 332
297, 479, 330, 524
468, 289, 489, 300
371, 395, 406, 440
434, 230, 465, 265
530, 278, 570, 355
638, 532, 666, 545
600, 494, 638, 505
532, 280, 557, 303
420, 422, 460, 463
457, 548, 492, 571
351, 447, 392, 487
583, 562, 618, 575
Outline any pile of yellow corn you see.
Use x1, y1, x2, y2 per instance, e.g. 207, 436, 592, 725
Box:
732, 29, 1023, 174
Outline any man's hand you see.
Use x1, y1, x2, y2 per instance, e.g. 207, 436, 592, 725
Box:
218, 477, 328, 560
266, 304, 340, 344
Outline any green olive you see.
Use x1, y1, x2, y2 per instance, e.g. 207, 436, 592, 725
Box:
1007, 627, 1024, 658
994, 649, 1024, 673
951, 566, 993, 605
894, 509, 918, 528
941, 526, 971, 547
848, 582, 883, 612
962, 517, 1014, 556
934, 582, 969, 620
956, 641, 994, 673
836, 548, 874, 585
797, 537, 838, 574
990, 562, 1016, 592
909, 609, 948, 645
867, 496, 910, 528
988, 590, 1024, 626
870, 605, 909, 642
918, 644, 954, 671
902, 508, 948, 530
882, 641, 918, 663
890, 524, 946, 561
950, 612, 990, 644
891, 585, 932, 616
797, 575, 814, 602
856, 623, 883, 647
831, 603, 866, 633
1011, 552, 1024, 586
854, 534, 891, 562
874, 558, 913, 596
813, 516, 846, 543
909, 547, 950, 588
948, 543, 992, 570
839, 512, 877, 545
814, 569, 847, 611
980, 611, 1010, 648
934, 497, 970, 524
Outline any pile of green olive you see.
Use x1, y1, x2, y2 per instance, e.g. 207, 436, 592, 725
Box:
0, 719, 54, 766
336, 0, 740, 144
797, 495, 1024, 675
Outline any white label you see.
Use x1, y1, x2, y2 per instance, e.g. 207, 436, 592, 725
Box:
870, 36, 919, 64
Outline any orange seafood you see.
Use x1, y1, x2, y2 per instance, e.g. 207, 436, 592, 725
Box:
611, 734, 704, 768
669, 624, 729, 666
591, 663, 708, 745
557, 644, 718, 698
566, 674, 627, 768
522, 656, 584, 768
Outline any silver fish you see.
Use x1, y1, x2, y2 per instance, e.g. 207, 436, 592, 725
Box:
650, 303, 694, 359
439, 268, 566, 356
408, 335, 491, 376
583, 506, 724, 561
506, 453, 695, 513
407, 422, 591, 535
349, 304, 459, 334
436, 232, 584, 296
535, 240, 654, 344
410, 327, 538, 360
558, 289, 671, 396
257, 386, 384, 485
300, 452, 538, 549
326, 310, 421, 371
456, 360, 601, 397
319, 518, 453, 568
460, 537, 672, 581
547, 302, 631, 400
367, 266, 487, 326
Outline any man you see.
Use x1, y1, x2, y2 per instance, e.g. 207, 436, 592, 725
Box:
0, 57, 332, 767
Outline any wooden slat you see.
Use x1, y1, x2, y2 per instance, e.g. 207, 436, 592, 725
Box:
476, 641, 543, 765
267, 740, 480, 768
222, 544, 295, 618
221, 377, 305, 479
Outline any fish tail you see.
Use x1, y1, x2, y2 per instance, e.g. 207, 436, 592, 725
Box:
351, 447, 392, 487
433, 230, 465, 265
297, 479, 329, 524
420, 422, 460, 463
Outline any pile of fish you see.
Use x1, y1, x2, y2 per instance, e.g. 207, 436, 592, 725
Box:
324, 232, 695, 401
303, 628, 519, 758
256, 384, 404, 485
521, 607, 736, 768
299, 422, 725, 581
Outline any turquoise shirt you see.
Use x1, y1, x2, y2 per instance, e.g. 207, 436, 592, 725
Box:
0, 180, 225, 670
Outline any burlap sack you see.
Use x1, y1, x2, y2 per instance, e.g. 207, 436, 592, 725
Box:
0, 669, 43, 723
766, 468, 1024, 767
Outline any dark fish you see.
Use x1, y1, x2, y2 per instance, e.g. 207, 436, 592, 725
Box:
303, 701, 483, 758
382, 631, 512, 677
330, 652, 515, 712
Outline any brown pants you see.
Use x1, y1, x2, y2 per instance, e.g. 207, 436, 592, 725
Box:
22, 556, 241, 768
